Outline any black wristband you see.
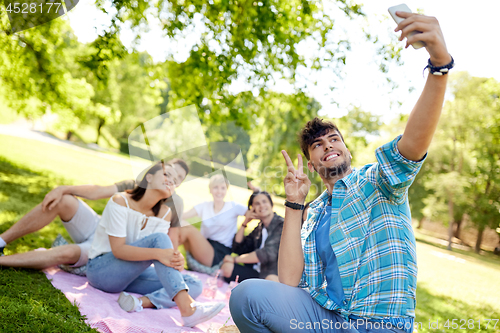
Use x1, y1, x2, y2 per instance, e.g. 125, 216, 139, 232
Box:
424, 56, 454, 76
285, 200, 305, 210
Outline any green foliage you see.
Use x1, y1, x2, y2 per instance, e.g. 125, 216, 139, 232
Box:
1, 0, 405, 168
78, 30, 127, 85
0, 16, 90, 120
106, 52, 167, 139
334, 106, 383, 161
0, 12, 165, 143
205, 120, 252, 165
103, 0, 356, 84
88, 0, 401, 136
415, 72, 500, 249
245, 91, 320, 199
159, 0, 365, 133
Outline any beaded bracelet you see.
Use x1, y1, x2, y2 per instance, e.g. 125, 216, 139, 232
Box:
424, 56, 454, 76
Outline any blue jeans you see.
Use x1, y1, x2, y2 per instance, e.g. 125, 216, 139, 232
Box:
87, 233, 202, 309
229, 279, 409, 333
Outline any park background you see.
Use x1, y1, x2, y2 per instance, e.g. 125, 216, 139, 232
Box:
1, 0, 499, 332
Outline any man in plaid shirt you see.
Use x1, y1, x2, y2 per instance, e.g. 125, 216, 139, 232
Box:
230, 11, 453, 333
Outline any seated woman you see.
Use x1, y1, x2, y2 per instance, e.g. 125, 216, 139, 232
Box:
220, 191, 284, 283
86, 162, 224, 327
0, 161, 187, 271
179, 174, 250, 272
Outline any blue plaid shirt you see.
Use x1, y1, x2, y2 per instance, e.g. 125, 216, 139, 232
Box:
299, 135, 425, 322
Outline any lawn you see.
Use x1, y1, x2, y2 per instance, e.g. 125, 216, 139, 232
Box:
1, 134, 499, 332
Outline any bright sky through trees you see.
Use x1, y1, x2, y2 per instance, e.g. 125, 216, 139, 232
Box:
66, 0, 500, 122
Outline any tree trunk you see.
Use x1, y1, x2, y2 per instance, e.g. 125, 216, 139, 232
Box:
475, 226, 485, 254
447, 138, 457, 251
66, 131, 73, 140
447, 191, 454, 251
417, 216, 425, 229
96, 119, 105, 144
454, 219, 463, 239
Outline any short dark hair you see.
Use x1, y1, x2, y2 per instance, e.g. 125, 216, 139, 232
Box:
299, 117, 344, 160
248, 191, 273, 209
167, 158, 189, 175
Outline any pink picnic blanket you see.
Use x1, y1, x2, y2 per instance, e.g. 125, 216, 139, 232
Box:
43, 267, 234, 333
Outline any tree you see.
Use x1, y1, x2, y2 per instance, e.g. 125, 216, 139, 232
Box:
420, 72, 500, 252
464, 77, 500, 252
89, 0, 402, 129
244, 90, 319, 198
334, 106, 383, 165
80, 49, 166, 141
2, 1, 404, 174
0, 17, 93, 124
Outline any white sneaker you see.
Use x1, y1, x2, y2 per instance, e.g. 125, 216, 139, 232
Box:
182, 301, 225, 327
118, 292, 143, 312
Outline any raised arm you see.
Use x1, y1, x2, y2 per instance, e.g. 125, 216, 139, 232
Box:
278, 151, 311, 286
42, 184, 118, 211
234, 210, 258, 244
181, 207, 199, 220
395, 12, 452, 161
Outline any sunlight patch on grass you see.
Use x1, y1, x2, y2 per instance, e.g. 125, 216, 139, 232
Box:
415, 241, 500, 332
0, 268, 96, 332
0, 134, 136, 185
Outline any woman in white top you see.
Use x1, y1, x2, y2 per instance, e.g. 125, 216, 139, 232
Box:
179, 174, 254, 270
86, 162, 225, 328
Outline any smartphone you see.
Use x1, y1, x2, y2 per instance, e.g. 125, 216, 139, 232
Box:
388, 4, 425, 49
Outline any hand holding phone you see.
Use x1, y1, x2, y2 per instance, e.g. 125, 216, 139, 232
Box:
388, 4, 425, 49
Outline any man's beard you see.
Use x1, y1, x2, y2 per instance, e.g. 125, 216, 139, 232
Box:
312, 158, 351, 180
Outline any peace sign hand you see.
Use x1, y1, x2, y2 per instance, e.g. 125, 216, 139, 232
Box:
281, 150, 311, 204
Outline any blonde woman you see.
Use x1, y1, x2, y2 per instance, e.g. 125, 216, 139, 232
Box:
179, 174, 254, 270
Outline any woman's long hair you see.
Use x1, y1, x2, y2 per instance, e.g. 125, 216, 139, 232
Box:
127, 162, 166, 216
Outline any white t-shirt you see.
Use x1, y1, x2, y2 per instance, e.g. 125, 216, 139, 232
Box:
88, 193, 171, 260
194, 201, 247, 248
253, 227, 268, 273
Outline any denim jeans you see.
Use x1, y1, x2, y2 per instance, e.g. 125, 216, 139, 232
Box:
229, 279, 409, 333
87, 233, 202, 309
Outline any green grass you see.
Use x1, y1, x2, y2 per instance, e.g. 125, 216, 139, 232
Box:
0, 157, 99, 332
0, 134, 140, 185
0, 156, 109, 255
0, 268, 95, 332
47, 124, 120, 150
415, 241, 500, 332
1, 134, 500, 332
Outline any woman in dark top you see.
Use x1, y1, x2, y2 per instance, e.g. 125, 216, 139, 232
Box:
220, 191, 284, 283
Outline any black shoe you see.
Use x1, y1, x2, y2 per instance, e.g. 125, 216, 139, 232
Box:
0, 247, 4, 256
